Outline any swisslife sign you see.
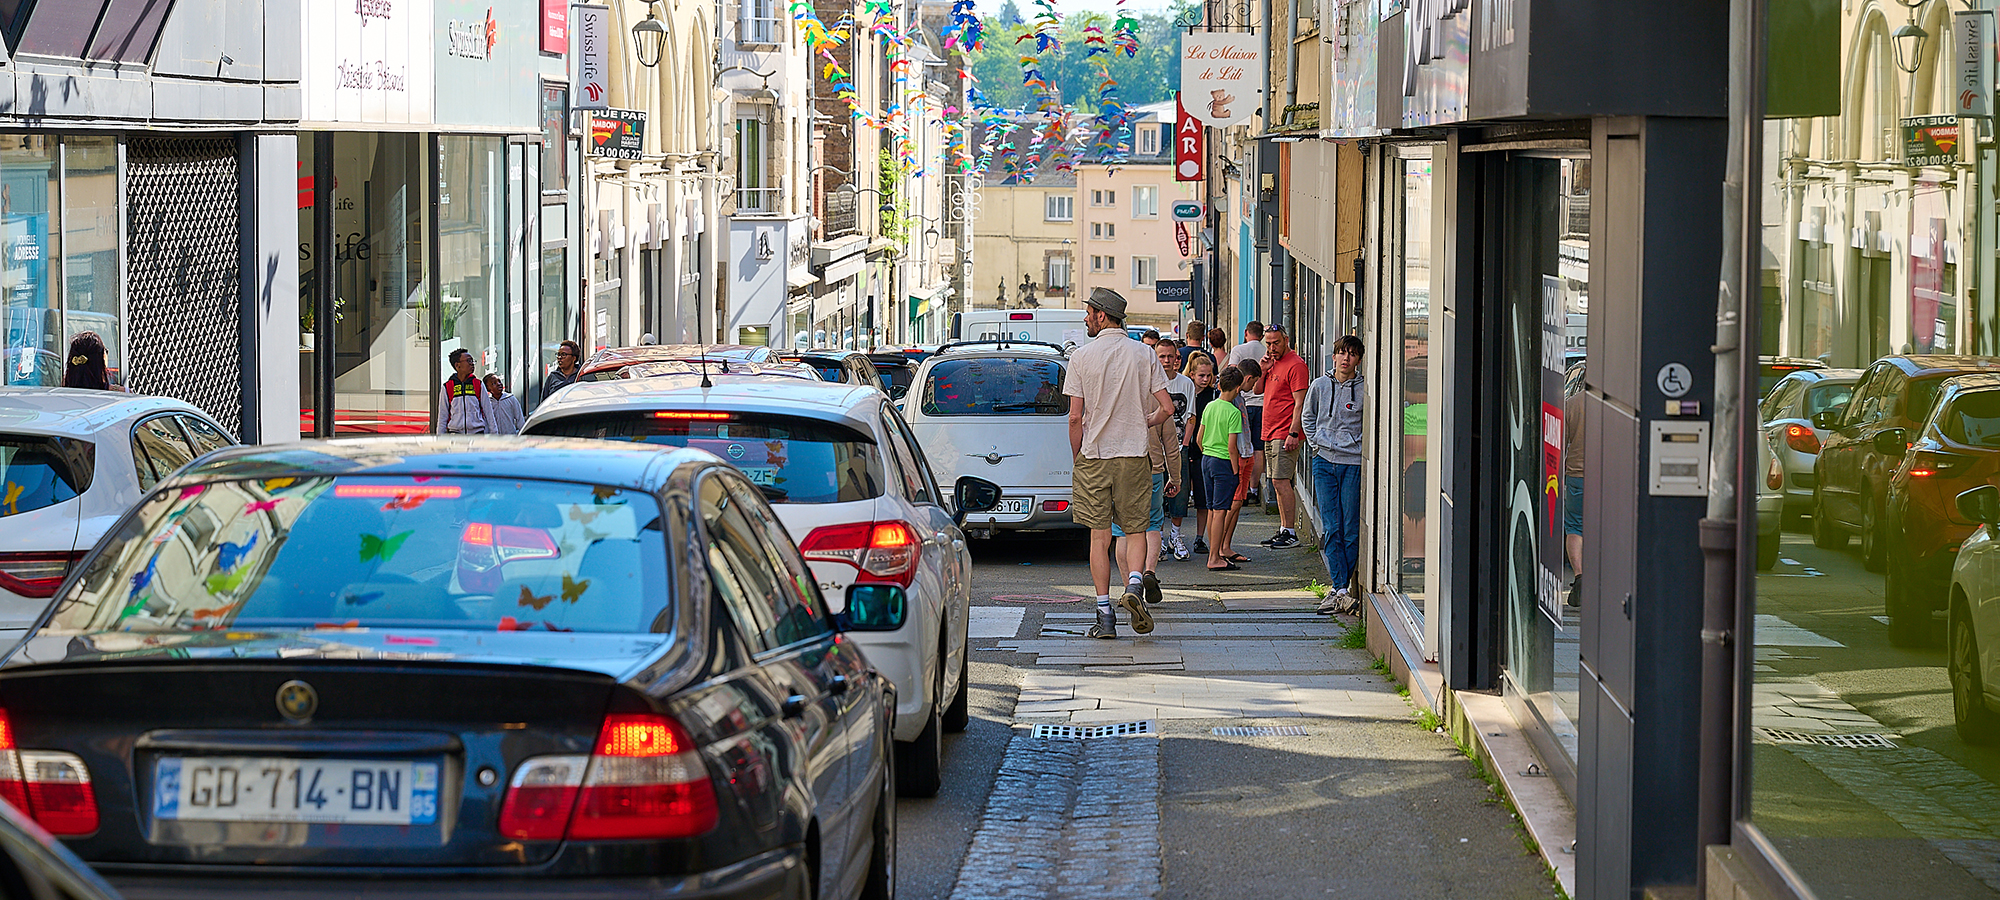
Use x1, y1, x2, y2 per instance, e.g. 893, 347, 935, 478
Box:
572, 3, 610, 109
1174, 95, 1204, 182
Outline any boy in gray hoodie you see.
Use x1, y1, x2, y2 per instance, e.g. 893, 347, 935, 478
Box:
1301, 334, 1367, 614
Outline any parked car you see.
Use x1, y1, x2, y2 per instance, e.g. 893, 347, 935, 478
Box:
1877, 374, 2000, 646
0, 437, 899, 899
0, 388, 236, 642
904, 341, 1078, 537
1811, 356, 2000, 572
576, 344, 775, 382
522, 375, 1001, 796
1947, 483, 2000, 742
1758, 355, 1827, 400
1758, 430, 1782, 571
776, 349, 889, 393
1760, 367, 1861, 525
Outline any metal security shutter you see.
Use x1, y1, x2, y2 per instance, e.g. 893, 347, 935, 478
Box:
125, 137, 244, 435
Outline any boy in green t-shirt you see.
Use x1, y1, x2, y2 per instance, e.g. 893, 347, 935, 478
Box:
1196, 367, 1247, 570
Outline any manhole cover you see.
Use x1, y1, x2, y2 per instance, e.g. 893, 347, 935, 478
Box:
1032, 720, 1155, 739
1210, 726, 1310, 737
1754, 727, 1897, 749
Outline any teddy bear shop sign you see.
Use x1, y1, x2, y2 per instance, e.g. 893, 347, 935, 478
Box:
1180, 34, 1263, 128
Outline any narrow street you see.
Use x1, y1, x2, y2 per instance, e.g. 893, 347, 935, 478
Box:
897, 508, 1565, 900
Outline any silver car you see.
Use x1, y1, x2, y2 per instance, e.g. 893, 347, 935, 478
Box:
1759, 367, 1860, 525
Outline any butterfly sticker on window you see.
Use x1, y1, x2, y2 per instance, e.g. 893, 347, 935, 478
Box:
382, 494, 428, 511
243, 499, 281, 514
359, 530, 414, 563
561, 573, 590, 604
1, 482, 22, 516
592, 486, 623, 504
204, 569, 247, 596
517, 585, 555, 611
215, 533, 258, 572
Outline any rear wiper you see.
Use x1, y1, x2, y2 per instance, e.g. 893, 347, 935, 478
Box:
756, 484, 790, 502
989, 403, 1048, 412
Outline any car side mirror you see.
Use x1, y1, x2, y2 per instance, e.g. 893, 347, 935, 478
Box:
1960, 485, 2000, 525
953, 475, 1003, 526
1811, 407, 1845, 430
1872, 428, 1909, 456
835, 584, 907, 631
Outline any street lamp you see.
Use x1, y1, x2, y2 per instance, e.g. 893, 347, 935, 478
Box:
632, 3, 667, 68
1893, 21, 1928, 75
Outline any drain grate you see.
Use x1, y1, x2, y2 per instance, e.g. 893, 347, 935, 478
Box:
1032, 720, 1156, 739
1755, 728, 1898, 749
1211, 726, 1310, 737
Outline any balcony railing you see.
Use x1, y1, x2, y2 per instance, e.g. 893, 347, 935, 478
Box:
736, 185, 782, 214
740, 14, 783, 43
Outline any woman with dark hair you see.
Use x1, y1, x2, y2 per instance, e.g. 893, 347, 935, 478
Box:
62, 332, 121, 391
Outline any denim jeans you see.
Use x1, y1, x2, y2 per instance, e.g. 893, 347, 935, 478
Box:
1311, 456, 1361, 590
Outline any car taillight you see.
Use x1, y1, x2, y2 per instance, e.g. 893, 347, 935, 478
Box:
498, 713, 717, 842
1043, 500, 1069, 512
799, 521, 922, 586
1784, 423, 1820, 455
1767, 452, 1784, 490
457, 523, 560, 593
0, 711, 96, 835
0, 552, 84, 599
1908, 450, 1975, 479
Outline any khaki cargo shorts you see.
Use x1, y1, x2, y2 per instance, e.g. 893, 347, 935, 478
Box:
1071, 455, 1154, 533
1264, 443, 1301, 480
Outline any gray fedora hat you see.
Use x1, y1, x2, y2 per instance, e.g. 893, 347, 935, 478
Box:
1085, 287, 1128, 321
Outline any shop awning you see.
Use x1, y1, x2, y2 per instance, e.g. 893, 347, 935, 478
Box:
787, 269, 819, 289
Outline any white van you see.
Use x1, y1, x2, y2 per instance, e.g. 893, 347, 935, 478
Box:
953, 309, 1088, 350
904, 343, 1078, 537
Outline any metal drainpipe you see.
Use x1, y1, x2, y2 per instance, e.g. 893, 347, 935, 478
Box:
1698, 0, 1764, 884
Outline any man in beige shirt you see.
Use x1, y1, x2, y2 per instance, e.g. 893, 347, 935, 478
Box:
1065, 288, 1172, 639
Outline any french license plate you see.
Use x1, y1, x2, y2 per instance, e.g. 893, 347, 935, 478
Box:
994, 498, 1029, 514
153, 757, 439, 825
741, 466, 779, 486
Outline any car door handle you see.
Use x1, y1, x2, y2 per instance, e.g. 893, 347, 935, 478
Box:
829, 674, 850, 695
782, 695, 809, 718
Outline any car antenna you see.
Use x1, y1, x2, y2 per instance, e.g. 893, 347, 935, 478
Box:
697, 346, 713, 388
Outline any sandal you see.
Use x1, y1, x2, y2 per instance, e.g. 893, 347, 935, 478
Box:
1206, 562, 1242, 571
1224, 553, 1251, 564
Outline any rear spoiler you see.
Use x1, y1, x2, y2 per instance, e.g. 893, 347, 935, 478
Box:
934, 339, 1069, 356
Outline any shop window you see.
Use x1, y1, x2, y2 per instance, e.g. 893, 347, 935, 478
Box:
1132, 185, 1159, 218
440, 136, 510, 390
0, 136, 56, 388
63, 136, 118, 386
1044, 193, 1074, 221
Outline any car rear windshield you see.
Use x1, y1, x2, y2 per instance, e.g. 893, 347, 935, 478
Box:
0, 435, 92, 518
1941, 390, 2000, 448
1910, 376, 1950, 423
530, 412, 884, 504
48, 476, 670, 635
920, 358, 1067, 416
1804, 382, 1853, 417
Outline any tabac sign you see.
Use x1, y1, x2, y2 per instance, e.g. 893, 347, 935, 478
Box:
1903, 116, 1961, 166
1181, 34, 1262, 127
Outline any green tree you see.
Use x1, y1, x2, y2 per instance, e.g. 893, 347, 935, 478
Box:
966, 4, 1192, 115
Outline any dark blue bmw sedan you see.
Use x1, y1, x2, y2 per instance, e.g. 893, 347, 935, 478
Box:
0, 438, 900, 900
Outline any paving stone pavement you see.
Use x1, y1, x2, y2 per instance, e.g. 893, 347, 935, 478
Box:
947, 732, 1162, 900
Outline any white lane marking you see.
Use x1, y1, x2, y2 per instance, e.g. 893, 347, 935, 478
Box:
970, 606, 1028, 639
1755, 614, 1845, 647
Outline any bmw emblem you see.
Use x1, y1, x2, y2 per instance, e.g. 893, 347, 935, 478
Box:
276, 680, 318, 722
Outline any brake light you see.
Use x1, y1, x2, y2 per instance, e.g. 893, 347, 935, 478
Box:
1042, 500, 1069, 512
1908, 450, 1975, 479
498, 713, 717, 841
799, 521, 922, 586
1784, 423, 1820, 455
1767, 451, 1784, 490
651, 411, 733, 420
0, 552, 84, 599
0, 711, 96, 835
1009, 313, 1035, 320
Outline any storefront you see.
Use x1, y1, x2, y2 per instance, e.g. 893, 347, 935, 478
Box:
297, 0, 560, 436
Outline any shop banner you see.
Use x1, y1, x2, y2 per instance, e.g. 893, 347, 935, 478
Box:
1174, 95, 1205, 181
1903, 115, 1960, 166
586, 108, 648, 159
573, 3, 610, 109
1955, 10, 1993, 118
542, 0, 569, 55
1538, 274, 1568, 630
1156, 279, 1192, 306
302, 0, 434, 125
435, 0, 541, 129
1180, 34, 1262, 127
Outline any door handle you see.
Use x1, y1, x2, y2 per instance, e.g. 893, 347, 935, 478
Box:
829, 674, 850, 695
782, 695, 809, 718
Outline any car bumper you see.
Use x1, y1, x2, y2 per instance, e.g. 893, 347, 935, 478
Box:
959, 491, 1078, 533
103, 847, 804, 900
848, 631, 933, 741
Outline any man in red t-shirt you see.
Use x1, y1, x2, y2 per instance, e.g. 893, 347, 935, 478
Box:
1258, 324, 1311, 549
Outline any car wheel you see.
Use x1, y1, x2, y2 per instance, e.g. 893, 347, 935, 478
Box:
1812, 493, 1848, 549
861, 711, 898, 900
943, 642, 970, 733
895, 670, 944, 797
1886, 551, 1931, 648
1757, 526, 1780, 571
1860, 501, 1887, 573
1952, 606, 2000, 745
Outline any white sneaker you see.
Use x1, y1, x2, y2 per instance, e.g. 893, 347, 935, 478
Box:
1317, 589, 1349, 615
1170, 531, 1190, 560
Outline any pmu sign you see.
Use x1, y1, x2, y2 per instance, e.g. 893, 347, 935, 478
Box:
1175, 95, 1204, 182
1171, 201, 1204, 222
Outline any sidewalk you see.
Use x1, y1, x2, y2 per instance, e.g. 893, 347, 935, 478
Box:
952, 509, 1566, 900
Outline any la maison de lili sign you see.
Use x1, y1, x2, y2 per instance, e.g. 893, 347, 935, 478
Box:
1180, 34, 1262, 128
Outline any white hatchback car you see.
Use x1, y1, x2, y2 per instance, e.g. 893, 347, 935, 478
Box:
521, 374, 999, 796
903, 341, 1078, 537
0, 388, 236, 638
